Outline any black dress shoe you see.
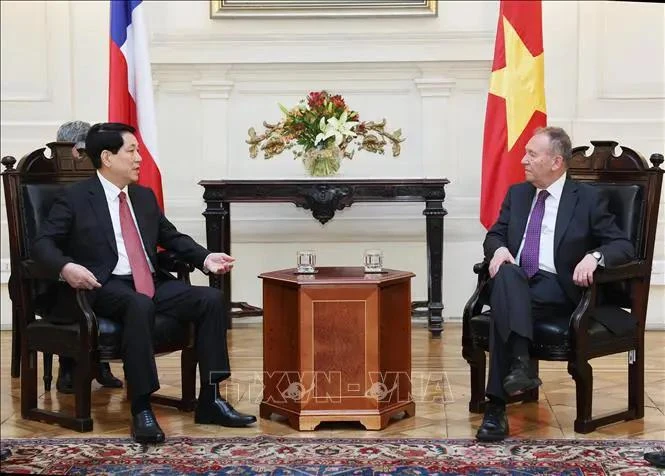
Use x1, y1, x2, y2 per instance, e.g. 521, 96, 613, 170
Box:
644, 450, 665, 468
503, 355, 542, 396
131, 409, 165, 444
56, 369, 74, 394
476, 403, 509, 442
195, 398, 257, 427
96, 363, 123, 388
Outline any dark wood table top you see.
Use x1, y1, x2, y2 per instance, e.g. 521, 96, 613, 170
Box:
259, 266, 415, 285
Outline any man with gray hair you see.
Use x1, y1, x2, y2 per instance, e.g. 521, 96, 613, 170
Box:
476, 127, 634, 441
57, 120, 90, 159
54, 120, 123, 394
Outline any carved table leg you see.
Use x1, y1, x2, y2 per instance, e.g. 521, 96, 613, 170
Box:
424, 201, 447, 338
204, 201, 233, 327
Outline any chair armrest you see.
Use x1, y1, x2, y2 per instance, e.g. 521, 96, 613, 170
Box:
473, 261, 489, 276
20, 259, 55, 280
75, 289, 100, 353
568, 261, 644, 352
157, 250, 195, 275
18, 260, 99, 351
594, 260, 648, 283
462, 260, 491, 342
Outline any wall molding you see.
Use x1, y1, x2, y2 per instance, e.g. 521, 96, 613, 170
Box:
150, 30, 495, 65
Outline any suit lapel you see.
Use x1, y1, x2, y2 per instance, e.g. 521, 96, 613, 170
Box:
128, 186, 153, 257
88, 176, 118, 255
554, 179, 579, 254
512, 184, 536, 253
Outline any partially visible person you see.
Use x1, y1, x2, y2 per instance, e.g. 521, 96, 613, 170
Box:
54, 120, 123, 393
476, 127, 634, 442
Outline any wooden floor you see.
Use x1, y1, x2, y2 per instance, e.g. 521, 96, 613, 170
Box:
1, 323, 664, 440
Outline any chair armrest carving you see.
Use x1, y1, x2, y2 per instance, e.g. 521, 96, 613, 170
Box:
473, 261, 489, 276
463, 260, 491, 344
75, 289, 99, 353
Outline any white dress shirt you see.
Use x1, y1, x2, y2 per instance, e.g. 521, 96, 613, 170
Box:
97, 171, 155, 275
516, 173, 567, 274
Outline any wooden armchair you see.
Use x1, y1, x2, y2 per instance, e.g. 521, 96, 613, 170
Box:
2, 144, 198, 432
462, 141, 663, 433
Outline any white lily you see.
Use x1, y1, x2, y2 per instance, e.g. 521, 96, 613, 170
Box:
314, 111, 358, 147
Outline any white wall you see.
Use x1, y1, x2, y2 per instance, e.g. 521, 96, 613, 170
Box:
1, 0, 664, 329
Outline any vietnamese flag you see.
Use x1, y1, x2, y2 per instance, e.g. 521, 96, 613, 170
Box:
480, 0, 547, 229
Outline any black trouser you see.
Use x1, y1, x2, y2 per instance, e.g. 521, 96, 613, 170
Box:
89, 276, 230, 399
486, 264, 575, 400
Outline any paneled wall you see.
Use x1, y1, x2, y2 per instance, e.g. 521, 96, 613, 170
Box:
1, 1, 663, 328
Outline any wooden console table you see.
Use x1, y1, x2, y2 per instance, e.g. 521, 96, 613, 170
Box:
259, 266, 416, 431
199, 178, 449, 337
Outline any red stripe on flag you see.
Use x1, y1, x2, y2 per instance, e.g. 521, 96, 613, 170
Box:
108, 41, 164, 208
109, 42, 131, 124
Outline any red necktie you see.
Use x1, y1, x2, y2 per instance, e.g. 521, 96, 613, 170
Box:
520, 190, 549, 278
119, 191, 154, 298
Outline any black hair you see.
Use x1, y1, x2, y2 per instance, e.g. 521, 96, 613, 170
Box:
85, 122, 136, 168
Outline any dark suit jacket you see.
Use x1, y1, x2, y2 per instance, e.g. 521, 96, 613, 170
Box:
483, 177, 634, 306
32, 175, 210, 285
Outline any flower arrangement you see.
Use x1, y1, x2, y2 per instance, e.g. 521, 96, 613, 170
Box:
247, 91, 404, 176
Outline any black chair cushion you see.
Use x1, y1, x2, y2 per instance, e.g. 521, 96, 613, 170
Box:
22, 183, 67, 245
96, 315, 189, 359
26, 315, 190, 360
589, 183, 643, 309
590, 183, 643, 247
469, 305, 637, 360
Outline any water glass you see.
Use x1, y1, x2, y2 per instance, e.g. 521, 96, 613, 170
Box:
363, 249, 383, 273
296, 250, 316, 274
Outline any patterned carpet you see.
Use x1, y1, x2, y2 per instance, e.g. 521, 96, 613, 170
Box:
1, 436, 663, 475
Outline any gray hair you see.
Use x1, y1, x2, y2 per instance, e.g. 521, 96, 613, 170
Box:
56, 120, 91, 149
534, 126, 572, 164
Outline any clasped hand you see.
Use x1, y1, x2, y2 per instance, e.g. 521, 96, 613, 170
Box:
490, 247, 598, 287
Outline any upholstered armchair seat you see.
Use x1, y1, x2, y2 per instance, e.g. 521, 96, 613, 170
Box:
96, 315, 190, 360
468, 305, 637, 362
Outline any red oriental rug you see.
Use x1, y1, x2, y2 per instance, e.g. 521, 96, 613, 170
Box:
1, 436, 662, 475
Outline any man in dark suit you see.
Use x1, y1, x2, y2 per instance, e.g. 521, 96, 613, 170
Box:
476, 126, 634, 441
53, 120, 123, 394
32, 122, 256, 443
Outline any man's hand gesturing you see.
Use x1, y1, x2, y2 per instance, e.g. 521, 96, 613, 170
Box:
204, 253, 236, 275
60, 263, 101, 290
489, 247, 516, 278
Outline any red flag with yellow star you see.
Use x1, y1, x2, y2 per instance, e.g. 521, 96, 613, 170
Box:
480, 0, 547, 229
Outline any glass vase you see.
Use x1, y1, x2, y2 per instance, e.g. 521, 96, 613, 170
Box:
302, 145, 342, 177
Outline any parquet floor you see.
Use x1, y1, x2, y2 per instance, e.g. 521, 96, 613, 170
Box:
1, 323, 664, 440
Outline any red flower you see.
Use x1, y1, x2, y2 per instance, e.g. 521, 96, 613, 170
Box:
307, 91, 326, 109
330, 94, 346, 109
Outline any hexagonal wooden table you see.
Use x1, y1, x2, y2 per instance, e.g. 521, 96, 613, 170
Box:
258, 266, 416, 431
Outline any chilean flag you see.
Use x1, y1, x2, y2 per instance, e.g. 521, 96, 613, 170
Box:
109, 0, 163, 209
